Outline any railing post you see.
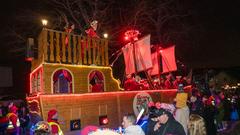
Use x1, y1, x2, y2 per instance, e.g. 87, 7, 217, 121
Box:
42, 29, 48, 62
87, 37, 92, 65
104, 39, 109, 66
73, 36, 77, 64
49, 31, 54, 62
101, 40, 105, 66
92, 38, 96, 65
83, 37, 87, 65
77, 36, 82, 65
62, 33, 66, 63
56, 33, 60, 63
67, 34, 72, 63
96, 39, 100, 65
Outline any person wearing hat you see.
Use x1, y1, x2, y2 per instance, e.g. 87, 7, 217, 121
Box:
6, 102, 20, 135
47, 109, 63, 135
148, 107, 186, 135
85, 20, 99, 38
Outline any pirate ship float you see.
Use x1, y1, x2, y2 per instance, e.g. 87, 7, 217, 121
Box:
26, 28, 177, 132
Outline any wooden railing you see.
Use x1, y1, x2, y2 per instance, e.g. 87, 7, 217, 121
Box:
37, 29, 109, 66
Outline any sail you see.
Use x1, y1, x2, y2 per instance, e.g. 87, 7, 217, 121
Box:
161, 46, 177, 73
134, 35, 153, 72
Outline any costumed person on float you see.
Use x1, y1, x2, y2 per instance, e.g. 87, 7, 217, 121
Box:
124, 74, 139, 91
64, 20, 75, 46
91, 78, 104, 92
47, 109, 64, 135
173, 76, 182, 89
6, 102, 20, 135
175, 84, 189, 135
164, 74, 173, 89
85, 20, 99, 38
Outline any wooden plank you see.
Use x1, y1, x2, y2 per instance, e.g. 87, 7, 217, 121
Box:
77, 36, 82, 65
62, 33, 66, 63
101, 40, 105, 66
67, 34, 72, 63
43, 30, 48, 62
73, 36, 77, 64
92, 38, 96, 64
49, 31, 54, 62
83, 37, 87, 64
104, 40, 109, 66
56, 33, 60, 62
94, 39, 99, 65
87, 38, 92, 64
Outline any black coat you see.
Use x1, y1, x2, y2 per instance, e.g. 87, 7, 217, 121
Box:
150, 115, 186, 135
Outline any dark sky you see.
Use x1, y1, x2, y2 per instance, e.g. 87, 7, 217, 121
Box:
187, 0, 240, 68
1, 0, 240, 67
169, 0, 240, 69
0, 0, 240, 97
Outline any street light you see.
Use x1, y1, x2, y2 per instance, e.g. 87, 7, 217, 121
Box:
103, 33, 108, 39
41, 19, 48, 27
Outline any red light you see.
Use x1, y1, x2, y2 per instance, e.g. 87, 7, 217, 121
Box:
160, 50, 163, 53
25, 57, 33, 61
124, 29, 140, 41
99, 115, 108, 125
102, 118, 108, 124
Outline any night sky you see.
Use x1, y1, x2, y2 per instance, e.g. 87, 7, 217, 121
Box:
0, 0, 240, 98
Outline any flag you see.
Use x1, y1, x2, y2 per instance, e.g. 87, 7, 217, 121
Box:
134, 35, 153, 72
148, 52, 160, 76
161, 46, 177, 73
122, 43, 136, 75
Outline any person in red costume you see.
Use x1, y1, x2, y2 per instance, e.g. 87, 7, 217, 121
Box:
6, 102, 20, 135
139, 79, 150, 90
124, 74, 139, 91
85, 20, 99, 38
173, 76, 182, 89
91, 79, 104, 92
47, 109, 64, 135
164, 74, 173, 89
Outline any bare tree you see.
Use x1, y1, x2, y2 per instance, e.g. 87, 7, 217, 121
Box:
2, 0, 203, 60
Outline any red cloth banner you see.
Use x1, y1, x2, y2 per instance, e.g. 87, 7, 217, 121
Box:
161, 46, 177, 73
148, 52, 160, 75
134, 35, 153, 72
122, 43, 136, 75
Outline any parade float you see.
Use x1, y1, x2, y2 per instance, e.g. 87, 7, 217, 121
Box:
26, 27, 178, 132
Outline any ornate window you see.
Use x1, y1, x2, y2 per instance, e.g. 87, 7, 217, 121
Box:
89, 70, 104, 92
53, 69, 72, 93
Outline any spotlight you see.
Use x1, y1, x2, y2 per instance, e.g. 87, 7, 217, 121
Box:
103, 33, 108, 38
